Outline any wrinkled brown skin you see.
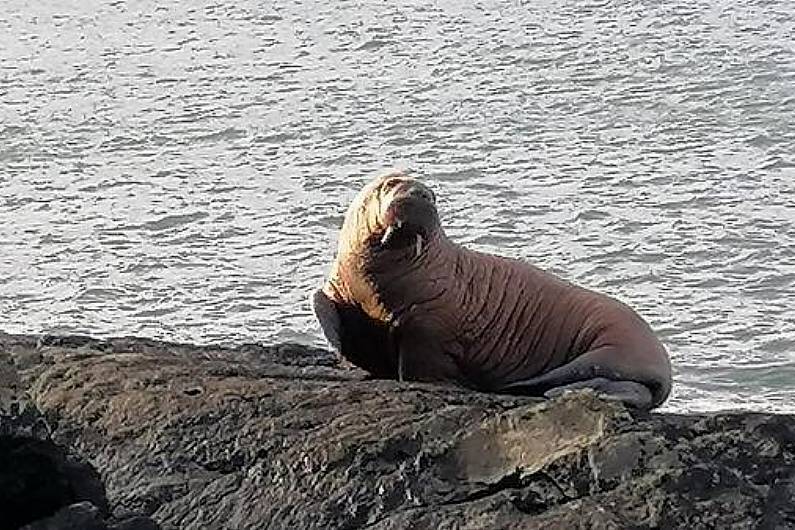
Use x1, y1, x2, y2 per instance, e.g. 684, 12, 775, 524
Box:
314, 172, 672, 410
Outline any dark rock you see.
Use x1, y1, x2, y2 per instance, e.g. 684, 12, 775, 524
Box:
109, 516, 161, 530
20, 501, 106, 530
0, 435, 107, 529
1, 340, 159, 530
1, 332, 794, 529
0, 352, 107, 529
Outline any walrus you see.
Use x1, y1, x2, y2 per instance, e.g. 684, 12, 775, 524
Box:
313, 172, 672, 410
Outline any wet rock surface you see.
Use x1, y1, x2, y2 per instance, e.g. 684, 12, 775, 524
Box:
1, 332, 793, 529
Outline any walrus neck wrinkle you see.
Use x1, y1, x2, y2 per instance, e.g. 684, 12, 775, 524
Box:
329, 227, 447, 323
372, 230, 450, 320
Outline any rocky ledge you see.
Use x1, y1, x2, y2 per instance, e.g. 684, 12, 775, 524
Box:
1, 332, 793, 529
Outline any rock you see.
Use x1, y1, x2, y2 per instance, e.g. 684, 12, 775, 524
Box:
0, 433, 107, 528
0, 342, 159, 530
1, 332, 793, 529
20, 502, 106, 530
17, 501, 159, 530
0, 351, 105, 529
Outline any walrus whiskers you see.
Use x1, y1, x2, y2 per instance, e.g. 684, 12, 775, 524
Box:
380, 219, 402, 246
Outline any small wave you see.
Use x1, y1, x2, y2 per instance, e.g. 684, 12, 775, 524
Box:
138, 212, 210, 232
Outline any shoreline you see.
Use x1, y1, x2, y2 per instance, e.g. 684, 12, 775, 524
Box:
2, 330, 791, 415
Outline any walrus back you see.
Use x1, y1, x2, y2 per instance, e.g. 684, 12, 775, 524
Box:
443, 247, 637, 389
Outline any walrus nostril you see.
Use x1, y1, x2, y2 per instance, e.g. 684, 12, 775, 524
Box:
406, 185, 434, 203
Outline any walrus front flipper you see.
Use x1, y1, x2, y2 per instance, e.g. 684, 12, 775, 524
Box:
313, 289, 395, 378
312, 289, 342, 353
543, 378, 654, 410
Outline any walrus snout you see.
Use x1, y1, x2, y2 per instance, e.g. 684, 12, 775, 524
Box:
392, 180, 436, 205
383, 189, 438, 233
402, 182, 435, 204
382, 177, 436, 205
377, 179, 439, 252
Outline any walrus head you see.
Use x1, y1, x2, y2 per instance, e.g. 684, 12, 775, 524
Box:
325, 172, 442, 320
338, 172, 440, 259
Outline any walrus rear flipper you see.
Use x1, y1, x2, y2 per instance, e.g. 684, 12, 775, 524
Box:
502, 374, 654, 410
542, 378, 653, 410
499, 346, 661, 410
312, 289, 342, 353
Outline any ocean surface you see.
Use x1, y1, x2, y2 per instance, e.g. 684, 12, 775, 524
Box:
1, 0, 793, 413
